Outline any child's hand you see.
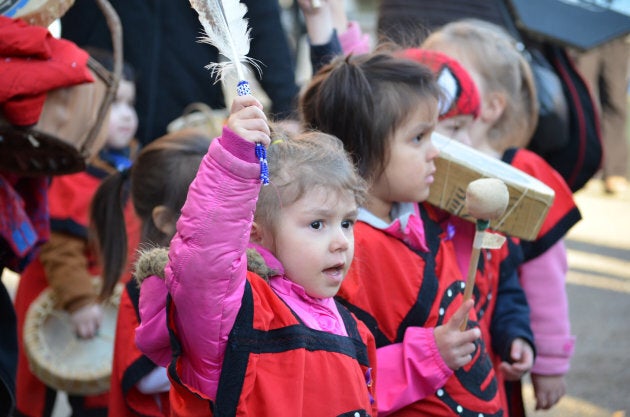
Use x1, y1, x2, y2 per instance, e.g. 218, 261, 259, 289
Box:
433, 299, 481, 370
531, 373, 566, 410
70, 303, 104, 339
227, 95, 270, 147
499, 338, 534, 380
296, 0, 334, 45
296, 0, 329, 16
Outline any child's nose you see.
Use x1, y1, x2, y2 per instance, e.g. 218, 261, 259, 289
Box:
427, 139, 440, 160
330, 228, 350, 252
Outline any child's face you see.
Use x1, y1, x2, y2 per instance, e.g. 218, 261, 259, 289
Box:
436, 115, 474, 146
449, 64, 500, 156
262, 187, 358, 299
369, 100, 439, 220
106, 79, 138, 149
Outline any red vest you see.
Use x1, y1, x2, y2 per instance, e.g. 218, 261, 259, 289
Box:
167, 273, 377, 417
336, 204, 504, 417
15, 170, 141, 417
108, 280, 170, 416
503, 148, 581, 260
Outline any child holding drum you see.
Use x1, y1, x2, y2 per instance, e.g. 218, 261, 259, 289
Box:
13, 49, 141, 417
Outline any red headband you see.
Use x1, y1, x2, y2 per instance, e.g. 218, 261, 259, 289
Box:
401, 48, 481, 120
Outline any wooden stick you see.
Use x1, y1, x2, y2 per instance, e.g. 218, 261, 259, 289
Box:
459, 178, 509, 331
460, 221, 487, 331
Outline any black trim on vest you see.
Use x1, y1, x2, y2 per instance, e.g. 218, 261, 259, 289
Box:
50, 218, 88, 239
338, 410, 370, 417
214, 279, 370, 416
502, 147, 518, 164
394, 204, 441, 342
121, 356, 157, 401
520, 206, 581, 261
120, 280, 160, 402
126, 278, 141, 322
337, 205, 443, 348
335, 296, 391, 348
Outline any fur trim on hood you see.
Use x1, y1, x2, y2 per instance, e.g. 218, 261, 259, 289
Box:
133, 246, 274, 287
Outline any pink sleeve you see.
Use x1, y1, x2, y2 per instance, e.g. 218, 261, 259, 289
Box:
339, 21, 371, 55
135, 276, 171, 367
376, 326, 453, 415
520, 240, 575, 375
164, 127, 261, 399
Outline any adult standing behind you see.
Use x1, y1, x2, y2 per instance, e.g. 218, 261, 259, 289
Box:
377, 0, 507, 45
572, 36, 630, 195
60, 0, 300, 146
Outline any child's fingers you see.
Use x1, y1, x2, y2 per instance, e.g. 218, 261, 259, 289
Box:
230, 95, 264, 114
500, 362, 526, 381
235, 104, 269, 124
458, 327, 481, 344
446, 299, 475, 331
510, 338, 534, 368
233, 119, 271, 146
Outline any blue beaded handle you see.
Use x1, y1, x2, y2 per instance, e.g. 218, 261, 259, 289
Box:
237, 80, 269, 185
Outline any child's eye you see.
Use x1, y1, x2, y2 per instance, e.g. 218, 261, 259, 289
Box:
412, 130, 431, 143
341, 220, 354, 229
310, 221, 323, 230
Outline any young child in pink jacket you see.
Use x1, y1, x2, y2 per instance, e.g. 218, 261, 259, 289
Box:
134, 95, 378, 416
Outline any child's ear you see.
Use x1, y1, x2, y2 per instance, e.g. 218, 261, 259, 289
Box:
481, 91, 507, 125
250, 221, 264, 244
152, 206, 177, 238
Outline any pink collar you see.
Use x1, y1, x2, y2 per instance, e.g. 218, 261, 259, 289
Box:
359, 203, 429, 252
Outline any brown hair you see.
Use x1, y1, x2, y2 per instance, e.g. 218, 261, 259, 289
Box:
422, 19, 539, 151
90, 128, 211, 299
299, 52, 441, 184
255, 130, 367, 230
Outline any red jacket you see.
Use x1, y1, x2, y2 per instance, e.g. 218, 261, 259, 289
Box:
502, 148, 581, 261
337, 204, 504, 417
108, 279, 170, 416
167, 272, 377, 417
15, 168, 140, 417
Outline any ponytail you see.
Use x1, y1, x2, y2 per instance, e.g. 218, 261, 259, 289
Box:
90, 170, 129, 300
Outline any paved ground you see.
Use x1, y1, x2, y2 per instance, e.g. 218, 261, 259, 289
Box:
520, 179, 630, 416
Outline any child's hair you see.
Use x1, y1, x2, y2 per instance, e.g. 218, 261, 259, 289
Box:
255, 130, 367, 230
422, 19, 538, 150
90, 128, 212, 299
84, 46, 135, 82
299, 52, 442, 184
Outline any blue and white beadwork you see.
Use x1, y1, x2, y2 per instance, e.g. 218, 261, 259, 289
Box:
237, 80, 269, 185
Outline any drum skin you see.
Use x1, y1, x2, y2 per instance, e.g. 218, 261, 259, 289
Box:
23, 280, 122, 396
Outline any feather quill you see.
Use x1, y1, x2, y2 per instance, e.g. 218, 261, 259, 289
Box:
188, 0, 268, 184
189, 0, 260, 84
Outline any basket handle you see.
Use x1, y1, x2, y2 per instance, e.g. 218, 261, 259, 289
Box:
79, 0, 123, 158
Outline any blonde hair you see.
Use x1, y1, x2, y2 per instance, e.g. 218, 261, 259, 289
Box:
422, 19, 538, 151
255, 130, 367, 229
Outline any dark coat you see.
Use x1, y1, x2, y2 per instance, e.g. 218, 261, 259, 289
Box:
61, 0, 299, 145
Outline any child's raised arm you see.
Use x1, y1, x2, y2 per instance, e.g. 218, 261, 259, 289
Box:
163, 95, 269, 399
